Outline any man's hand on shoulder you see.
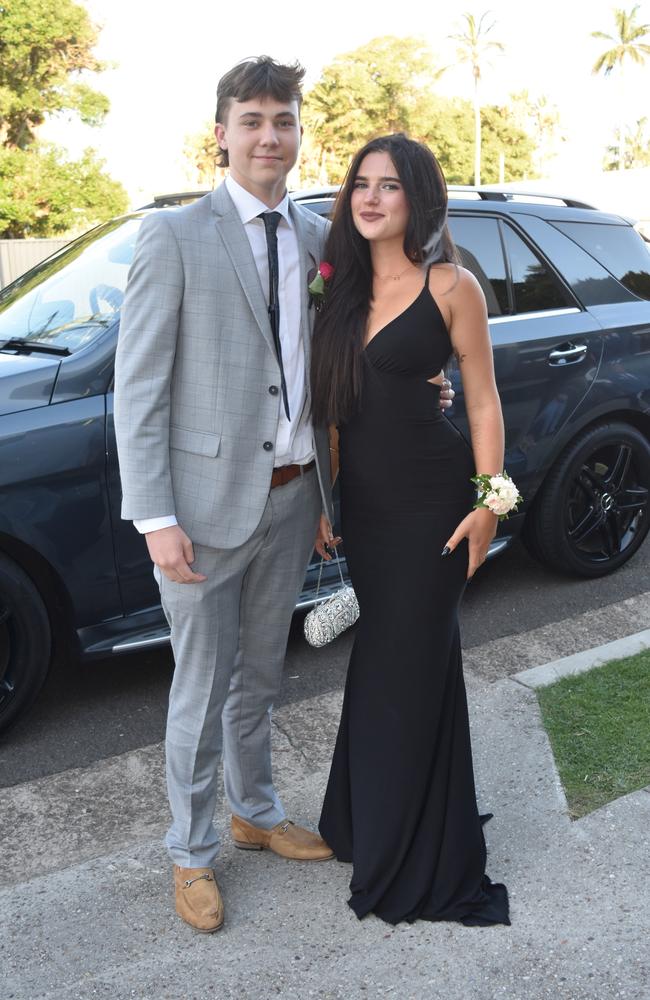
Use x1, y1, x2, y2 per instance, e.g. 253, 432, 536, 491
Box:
145, 525, 207, 583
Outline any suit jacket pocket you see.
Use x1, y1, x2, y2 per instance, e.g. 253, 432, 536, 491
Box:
169, 425, 221, 457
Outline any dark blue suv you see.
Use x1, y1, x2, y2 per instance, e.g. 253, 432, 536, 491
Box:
1, 188, 649, 732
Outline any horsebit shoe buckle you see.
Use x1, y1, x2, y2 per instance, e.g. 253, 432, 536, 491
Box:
183, 873, 213, 888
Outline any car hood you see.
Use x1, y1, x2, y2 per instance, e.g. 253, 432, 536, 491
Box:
0, 352, 61, 416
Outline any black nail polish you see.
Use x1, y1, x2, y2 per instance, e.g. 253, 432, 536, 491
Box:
441, 546, 451, 556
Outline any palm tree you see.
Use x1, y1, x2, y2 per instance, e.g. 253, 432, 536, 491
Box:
510, 90, 564, 176
450, 11, 504, 186
592, 5, 650, 170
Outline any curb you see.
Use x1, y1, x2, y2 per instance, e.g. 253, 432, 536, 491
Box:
510, 627, 650, 690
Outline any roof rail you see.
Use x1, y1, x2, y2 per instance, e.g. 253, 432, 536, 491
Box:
447, 186, 597, 210
137, 191, 209, 209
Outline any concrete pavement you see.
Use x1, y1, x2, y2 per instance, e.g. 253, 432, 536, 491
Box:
2, 615, 649, 1000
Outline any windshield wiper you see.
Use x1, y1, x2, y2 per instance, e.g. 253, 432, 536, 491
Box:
0, 338, 71, 356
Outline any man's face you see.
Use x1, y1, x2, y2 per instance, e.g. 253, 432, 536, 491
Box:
215, 97, 302, 203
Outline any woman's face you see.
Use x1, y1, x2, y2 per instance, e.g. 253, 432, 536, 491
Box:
350, 152, 410, 245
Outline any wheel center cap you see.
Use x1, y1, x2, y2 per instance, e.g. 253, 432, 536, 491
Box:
601, 492, 614, 512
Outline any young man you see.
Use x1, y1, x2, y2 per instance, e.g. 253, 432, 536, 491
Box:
115, 56, 453, 932
115, 57, 335, 933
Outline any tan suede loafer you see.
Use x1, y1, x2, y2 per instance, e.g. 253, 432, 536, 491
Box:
231, 815, 334, 861
173, 865, 224, 933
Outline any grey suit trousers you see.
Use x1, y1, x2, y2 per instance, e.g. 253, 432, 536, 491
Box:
157, 467, 321, 867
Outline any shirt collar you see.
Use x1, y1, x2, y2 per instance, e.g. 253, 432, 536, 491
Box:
225, 174, 292, 228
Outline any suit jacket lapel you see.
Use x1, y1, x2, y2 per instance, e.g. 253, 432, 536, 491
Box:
290, 199, 321, 380
210, 184, 276, 356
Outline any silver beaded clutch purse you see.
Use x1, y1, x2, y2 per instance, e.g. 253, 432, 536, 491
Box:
303, 557, 359, 648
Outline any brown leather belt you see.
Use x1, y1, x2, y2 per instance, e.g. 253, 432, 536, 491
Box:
270, 460, 315, 489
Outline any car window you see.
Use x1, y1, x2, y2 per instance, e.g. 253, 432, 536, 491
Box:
296, 199, 336, 218
0, 217, 141, 353
551, 221, 650, 301
448, 216, 509, 317
501, 223, 575, 314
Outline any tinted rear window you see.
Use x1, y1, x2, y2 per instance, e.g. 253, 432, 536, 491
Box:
552, 222, 650, 300
449, 215, 574, 317
448, 216, 509, 316
501, 223, 575, 314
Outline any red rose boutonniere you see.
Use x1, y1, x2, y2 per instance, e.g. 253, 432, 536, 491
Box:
308, 261, 334, 311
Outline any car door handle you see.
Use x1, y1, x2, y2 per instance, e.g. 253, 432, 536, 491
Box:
548, 342, 588, 366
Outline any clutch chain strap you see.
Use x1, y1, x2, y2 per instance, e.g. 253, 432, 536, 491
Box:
314, 552, 346, 602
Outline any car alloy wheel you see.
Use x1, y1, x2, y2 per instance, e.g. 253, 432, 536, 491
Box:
526, 422, 650, 577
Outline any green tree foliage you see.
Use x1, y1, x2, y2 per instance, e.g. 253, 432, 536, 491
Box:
592, 5, 650, 170
300, 38, 534, 186
449, 12, 505, 185
301, 36, 446, 183
604, 117, 650, 169
0, 0, 109, 149
420, 97, 535, 185
0, 145, 128, 237
476, 104, 537, 183
416, 96, 476, 183
592, 4, 650, 75
0, 0, 127, 237
509, 90, 564, 175
183, 123, 226, 188
185, 35, 536, 189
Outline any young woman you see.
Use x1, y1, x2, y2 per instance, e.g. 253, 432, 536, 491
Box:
311, 134, 511, 927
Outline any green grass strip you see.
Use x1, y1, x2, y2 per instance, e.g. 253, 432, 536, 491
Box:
536, 649, 650, 819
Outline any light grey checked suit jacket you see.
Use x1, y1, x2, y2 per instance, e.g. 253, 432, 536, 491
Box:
114, 184, 333, 549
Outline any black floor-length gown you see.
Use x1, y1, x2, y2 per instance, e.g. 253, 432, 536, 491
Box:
319, 269, 510, 927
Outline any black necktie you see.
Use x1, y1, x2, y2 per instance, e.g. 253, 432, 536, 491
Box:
259, 211, 290, 420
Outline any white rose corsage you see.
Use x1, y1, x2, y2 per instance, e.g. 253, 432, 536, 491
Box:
472, 472, 521, 520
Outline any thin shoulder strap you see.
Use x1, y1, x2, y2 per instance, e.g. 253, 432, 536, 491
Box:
424, 263, 433, 285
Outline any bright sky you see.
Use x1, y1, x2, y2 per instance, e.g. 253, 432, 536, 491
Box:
42, 0, 650, 207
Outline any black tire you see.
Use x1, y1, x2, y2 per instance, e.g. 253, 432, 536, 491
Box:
524, 422, 650, 577
0, 554, 51, 734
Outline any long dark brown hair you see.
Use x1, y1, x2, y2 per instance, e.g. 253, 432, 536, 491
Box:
310, 133, 457, 426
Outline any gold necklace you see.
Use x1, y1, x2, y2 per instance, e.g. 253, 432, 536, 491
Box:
373, 262, 418, 281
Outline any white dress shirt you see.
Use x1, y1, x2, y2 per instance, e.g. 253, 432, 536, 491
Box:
134, 175, 314, 535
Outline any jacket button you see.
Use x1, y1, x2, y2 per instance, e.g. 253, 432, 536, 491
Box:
263, 441, 273, 451
269, 385, 279, 396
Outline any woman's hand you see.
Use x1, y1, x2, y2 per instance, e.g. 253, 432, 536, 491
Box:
315, 514, 342, 560
442, 507, 497, 579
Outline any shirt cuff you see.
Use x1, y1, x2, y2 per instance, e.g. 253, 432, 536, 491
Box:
133, 515, 178, 534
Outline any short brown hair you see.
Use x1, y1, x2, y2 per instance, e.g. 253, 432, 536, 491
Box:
215, 56, 305, 168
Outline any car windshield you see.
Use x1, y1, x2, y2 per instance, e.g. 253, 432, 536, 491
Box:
0, 216, 142, 353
